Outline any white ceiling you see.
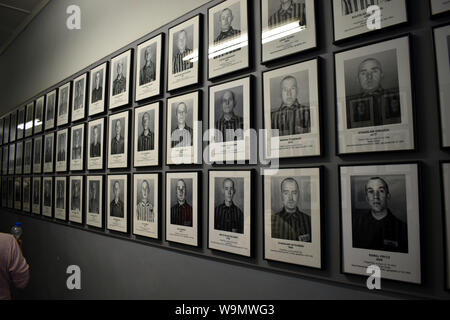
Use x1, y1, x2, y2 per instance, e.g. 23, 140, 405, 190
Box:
0, 0, 50, 55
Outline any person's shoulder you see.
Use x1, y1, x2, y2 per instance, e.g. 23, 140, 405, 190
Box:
0, 232, 15, 244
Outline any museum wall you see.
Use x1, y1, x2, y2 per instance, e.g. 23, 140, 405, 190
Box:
0, 0, 449, 299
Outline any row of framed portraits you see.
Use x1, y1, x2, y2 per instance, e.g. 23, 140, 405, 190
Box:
0, 30, 449, 166
4, 161, 449, 288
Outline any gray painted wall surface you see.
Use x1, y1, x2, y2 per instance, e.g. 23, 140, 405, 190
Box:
0, 0, 449, 300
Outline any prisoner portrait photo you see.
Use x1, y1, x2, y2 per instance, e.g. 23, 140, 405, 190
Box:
169, 178, 193, 227
43, 180, 52, 207
57, 133, 66, 162
110, 118, 125, 155
91, 69, 104, 103
170, 100, 193, 148
73, 79, 85, 111
350, 175, 408, 253
267, 0, 307, 29
137, 110, 155, 152
59, 87, 69, 116
56, 180, 65, 210
71, 180, 81, 211
270, 176, 312, 242
72, 129, 82, 160
46, 93, 55, 122
213, 86, 244, 143
140, 43, 157, 85
135, 178, 155, 222
112, 58, 127, 96
88, 180, 100, 214
213, 177, 244, 234
110, 179, 125, 218
213, 3, 242, 44
90, 124, 102, 158
344, 49, 401, 129
269, 71, 311, 137
172, 26, 194, 74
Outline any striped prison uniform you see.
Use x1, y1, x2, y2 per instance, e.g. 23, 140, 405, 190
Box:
172, 48, 194, 74
214, 202, 244, 234
271, 102, 311, 137
268, 1, 306, 28
171, 202, 193, 227
136, 201, 154, 222
271, 208, 312, 242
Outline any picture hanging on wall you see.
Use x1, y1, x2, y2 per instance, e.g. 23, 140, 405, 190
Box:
87, 118, 105, 170
32, 177, 41, 215
15, 141, 22, 174
134, 103, 160, 167
69, 176, 83, 224
72, 73, 87, 122
43, 132, 54, 173
108, 111, 129, 169
25, 102, 34, 137
23, 177, 31, 213
70, 124, 85, 171
136, 33, 163, 99
33, 136, 42, 174
34, 96, 44, 133
440, 161, 450, 290
89, 62, 107, 116
86, 175, 103, 229
133, 173, 159, 239
431, 0, 450, 16
57, 82, 70, 127
14, 177, 21, 211
107, 174, 128, 234
17, 107, 25, 140
55, 129, 68, 172
45, 90, 57, 130
109, 50, 132, 109
23, 139, 32, 174
55, 176, 67, 221
42, 177, 53, 218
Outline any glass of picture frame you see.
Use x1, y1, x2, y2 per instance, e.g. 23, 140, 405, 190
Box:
33, 136, 43, 174
109, 50, 132, 110
107, 174, 128, 234
72, 74, 87, 122
70, 124, 85, 171
87, 118, 105, 170
55, 176, 67, 221
69, 176, 83, 224
430, 0, 450, 16
339, 162, 421, 284
25, 102, 34, 137
17, 107, 25, 140
108, 111, 129, 169
35, 96, 45, 133
133, 173, 159, 239
45, 90, 57, 130
55, 129, 68, 172
3, 114, 10, 144
57, 82, 71, 127
134, 103, 160, 167
208, 0, 249, 79
43, 132, 54, 173
14, 177, 22, 211
334, 35, 414, 154
23, 177, 31, 213
136, 34, 163, 100
86, 175, 103, 229
89, 63, 107, 116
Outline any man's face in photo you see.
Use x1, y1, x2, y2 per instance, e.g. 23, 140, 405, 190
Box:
142, 113, 150, 131
95, 72, 101, 88
93, 126, 99, 143
114, 182, 120, 201
115, 120, 121, 137
176, 103, 187, 126
177, 31, 187, 52
358, 59, 383, 93
220, 8, 233, 31
117, 62, 123, 77
223, 179, 235, 203
366, 178, 389, 213
281, 180, 299, 212
281, 77, 298, 107
222, 91, 236, 114
176, 180, 186, 203
141, 181, 149, 202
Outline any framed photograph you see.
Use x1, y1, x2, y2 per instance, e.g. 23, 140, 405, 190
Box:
208, 170, 252, 257
14, 177, 21, 210
7, 177, 13, 209
133, 173, 159, 239
8, 144, 15, 175
107, 174, 128, 233
441, 162, 450, 290
43, 133, 54, 173
166, 172, 199, 246
339, 163, 421, 284
89, 63, 107, 116
42, 177, 53, 218
261, 0, 316, 63
263, 167, 321, 268
9, 111, 17, 142
2, 146, 8, 175
431, 0, 450, 16
33, 136, 42, 174
209, 76, 251, 163
335, 36, 414, 154
332, 0, 407, 42
69, 176, 83, 224
32, 177, 41, 215
55, 129, 68, 172
136, 34, 163, 100
108, 111, 129, 169
70, 124, 85, 171
17, 107, 25, 140
23, 177, 31, 213
263, 59, 320, 159
109, 50, 132, 109
1, 177, 7, 208
72, 73, 87, 122
55, 176, 67, 221
57, 82, 70, 127
166, 91, 200, 165
134, 103, 159, 167
87, 118, 104, 170
3, 114, 10, 144
34, 96, 44, 134
0, 117, 3, 145
208, 0, 249, 79
168, 16, 200, 91
25, 102, 34, 138
434, 24, 450, 148
45, 90, 57, 130
86, 175, 103, 228
23, 139, 32, 174
15, 141, 23, 174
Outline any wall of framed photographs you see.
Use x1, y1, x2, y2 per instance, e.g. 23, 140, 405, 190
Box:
0, 0, 450, 299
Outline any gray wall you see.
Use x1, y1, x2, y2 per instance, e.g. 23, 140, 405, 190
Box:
0, 0, 450, 300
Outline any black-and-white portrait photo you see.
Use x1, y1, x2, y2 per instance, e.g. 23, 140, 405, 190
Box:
333, 0, 407, 41
69, 177, 83, 224
45, 90, 56, 130
1, 147, 7, 175
25, 103, 33, 137
32, 177, 41, 214
209, 77, 251, 162
431, 0, 450, 15
89, 63, 106, 116
134, 103, 159, 167
434, 25, 450, 148
42, 178, 52, 217
340, 163, 421, 284
72, 74, 86, 122
8, 178, 14, 209
88, 118, 104, 170
0, 118, 3, 144
17, 107, 25, 140
335, 36, 414, 154
264, 60, 320, 159
441, 162, 450, 290
267, 0, 306, 28
1, 178, 7, 208
107, 175, 128, 233
57, 83, 70, 126
9, 111, 16, 142
15, 141, 23, 174
55, 130, 67, 172
14, 177, 22, 210
8, 144, 15, 175
136, 34, 162, 100
86, 176, 103, 228
167, 92, 199, 165
35, 97, 44, 133
23, 177, 31, 212
209, 170, 251, 257
43, 133, 54, 173
23, 140, 32, 174
109, 50, 131, 109
208, 0, 249, 79
70, 124, 84, 171
3, 115, 10, 144
54, 177, 66, 221
133, 174, 158, 238
108, 111, 128, 169
168, 16, 200, 91
33, 136, 42, 173
166, 172, 199, 246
